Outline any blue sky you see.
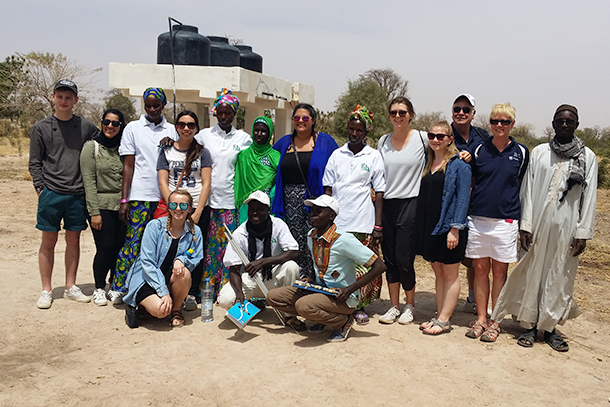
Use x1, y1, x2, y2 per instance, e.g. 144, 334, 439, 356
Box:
3, 1, 609, 135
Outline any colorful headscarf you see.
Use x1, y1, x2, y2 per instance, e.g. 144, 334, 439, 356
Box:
211, 88, 240, 115
234, 116, 280, 208
143, 87, 167, 105
348, 104, 374, 132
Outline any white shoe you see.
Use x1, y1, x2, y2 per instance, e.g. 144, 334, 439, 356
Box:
37, 290, 53, 309
64, 285, 91, 303
108, 290, 124, 305
93, 288, 108, 306
379, 306, 401, 324
398, 304, 415, 325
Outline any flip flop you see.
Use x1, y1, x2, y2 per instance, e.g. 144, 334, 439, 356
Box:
170, 310, 185, 327
544, 330, 569, 352
422, 318, 451, 335
517, 327, 537, 348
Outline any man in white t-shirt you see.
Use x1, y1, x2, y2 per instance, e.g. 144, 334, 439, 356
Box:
218, 191, 300, 309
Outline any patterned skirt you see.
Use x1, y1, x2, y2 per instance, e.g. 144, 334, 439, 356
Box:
201, 208, 238, 300
352, 232, 383, 309
112, 201, 157, 293
284, 184, 313, 279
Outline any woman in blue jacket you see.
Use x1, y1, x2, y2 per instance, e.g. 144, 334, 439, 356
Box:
124, 189, 203, 328
415, 121, 471, 335
271, 103, 338, 279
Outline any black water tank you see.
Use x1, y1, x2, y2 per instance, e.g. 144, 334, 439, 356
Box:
235, 45, 263, 73
157, 25, 211, 65
208, 36, 240, 67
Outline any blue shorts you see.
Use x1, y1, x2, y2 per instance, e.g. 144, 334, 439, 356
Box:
36, 187, 88, 232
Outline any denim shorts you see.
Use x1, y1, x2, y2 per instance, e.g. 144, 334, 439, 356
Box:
36, 187, 88, 232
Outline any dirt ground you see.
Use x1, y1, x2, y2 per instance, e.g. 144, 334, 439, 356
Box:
0, 154, 609, 407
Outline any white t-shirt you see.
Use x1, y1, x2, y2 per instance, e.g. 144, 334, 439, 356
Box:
322, 144, 386, 233
223, 216, 299, 268
377, 130, 428, 199
195, 124, 252, 209
157, 146, 212, 208
119, 115, 176, 202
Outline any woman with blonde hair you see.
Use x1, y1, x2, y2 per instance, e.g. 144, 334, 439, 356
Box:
123, 189, 203, 328
414, 121, 471, 334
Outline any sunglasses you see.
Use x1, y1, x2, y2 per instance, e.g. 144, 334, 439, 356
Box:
102, 119, 121, 127
389, 110, 409, 117
490, 119, 512, 126
293, 115, 311, 123
453, 106, 472, 114
168, 202, 189, 210
428, 133, 450, 140
553, 118, 576, 126
176, 121, 197, 130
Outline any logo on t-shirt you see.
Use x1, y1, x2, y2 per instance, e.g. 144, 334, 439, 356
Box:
331, 270, 340, 279
233, 144, 241, 151
360, 163, 370, 172
271, 237, 277, 243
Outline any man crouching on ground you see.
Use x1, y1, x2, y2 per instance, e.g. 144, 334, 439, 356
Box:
218, 191, 301, 309
267, 195, 387, 342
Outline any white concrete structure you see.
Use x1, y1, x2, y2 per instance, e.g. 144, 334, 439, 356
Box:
108, 62, 315, 139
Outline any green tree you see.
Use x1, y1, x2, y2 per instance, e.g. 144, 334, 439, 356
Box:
0, 55, 26, 121
411, 111, 446, 132
103, 89, 137, 123
510, 123, 544, 151
315, 109, 334, 137
333, 78, 392, 146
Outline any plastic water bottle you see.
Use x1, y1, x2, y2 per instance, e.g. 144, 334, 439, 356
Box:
201, 278, 214, 322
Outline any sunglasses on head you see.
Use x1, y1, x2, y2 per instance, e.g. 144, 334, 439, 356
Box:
490, 119, 512, 126
168, 202, 189, 210
389, 110, 409, 117
293, 115, 311, 123
428, 133, 449, 140
102, 119, 121, 127
176, 121, 197, 130
453, 106, 472, 114
553, 118, 576, 126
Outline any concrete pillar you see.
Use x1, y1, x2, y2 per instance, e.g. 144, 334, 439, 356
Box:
274, 108, 292, 142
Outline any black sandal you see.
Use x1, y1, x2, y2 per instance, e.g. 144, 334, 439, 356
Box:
517, 327, 537, 348
544, 330, 569, 352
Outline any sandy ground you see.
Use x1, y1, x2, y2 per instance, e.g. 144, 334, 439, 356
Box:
1, 154, 609, 407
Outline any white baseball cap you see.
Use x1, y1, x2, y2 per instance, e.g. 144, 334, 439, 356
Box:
244, 190, 270, 207
454, 93, 476, 107
304, 194, 340, 216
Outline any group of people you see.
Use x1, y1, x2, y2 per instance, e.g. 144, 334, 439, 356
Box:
29, 79, 597, 348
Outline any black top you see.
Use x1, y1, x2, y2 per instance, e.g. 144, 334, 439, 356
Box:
160, 237, 180, 282
281, 150, 313, 185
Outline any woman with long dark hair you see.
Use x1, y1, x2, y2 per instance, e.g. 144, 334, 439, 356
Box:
272, 103, 338, 279
157, 110, 211, 309
80, 109, 126, 305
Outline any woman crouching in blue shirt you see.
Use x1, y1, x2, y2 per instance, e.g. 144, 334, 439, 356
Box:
415, 121, 471, 335
124, 189, 203, 328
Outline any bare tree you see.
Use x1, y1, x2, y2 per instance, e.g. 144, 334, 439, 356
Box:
411, 111, 446, 132
360, 68, 408, 101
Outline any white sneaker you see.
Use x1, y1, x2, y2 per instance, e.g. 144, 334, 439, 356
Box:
108, 290, 124, 305
398, 304, 415, 325
379, 306, 401, 324
64, 285, 91, 303
37, 290, 53, 309
93, 288, 108, 306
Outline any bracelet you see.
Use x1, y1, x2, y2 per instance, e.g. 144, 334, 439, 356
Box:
120, 199, 129, 204
373, 225, 383, 231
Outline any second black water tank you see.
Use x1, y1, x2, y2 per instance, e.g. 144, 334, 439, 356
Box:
235, 45, 263, 73
157, 25, 211, 66
208, 36, 240, 67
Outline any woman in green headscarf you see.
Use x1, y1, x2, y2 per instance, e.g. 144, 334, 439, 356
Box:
234, 116, 280, 224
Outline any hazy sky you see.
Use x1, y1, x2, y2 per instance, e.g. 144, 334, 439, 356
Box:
2, 1, 609, 136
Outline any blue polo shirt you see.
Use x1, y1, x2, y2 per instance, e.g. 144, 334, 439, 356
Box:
451, 124, 489, 154
469, 136, 529, 220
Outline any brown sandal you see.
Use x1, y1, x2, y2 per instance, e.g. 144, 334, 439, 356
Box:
465, 320, 487, 339
170, 310, 185, 327
480, 320, 501, 342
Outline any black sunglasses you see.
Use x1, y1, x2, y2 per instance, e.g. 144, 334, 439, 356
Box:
102, 119, 121, 127
453, 106, 472, 114
490, 119, 512, 126
389, 110, 409, 117
428, 133, 449, 140
553, 118, 576, 126
176, 122, 197, 130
